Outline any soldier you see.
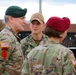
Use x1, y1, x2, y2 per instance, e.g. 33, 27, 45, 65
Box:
0, 5, 27, 75
21, 13, 48, 58
21, 16, 76, 75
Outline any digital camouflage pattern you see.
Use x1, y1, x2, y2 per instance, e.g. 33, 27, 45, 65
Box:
21, 34, 48, 58
21, 40, 76, 75
0, 26, 24, 75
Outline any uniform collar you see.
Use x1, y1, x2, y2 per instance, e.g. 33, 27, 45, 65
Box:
49, 40, 60, 44
6, 26, 21, 42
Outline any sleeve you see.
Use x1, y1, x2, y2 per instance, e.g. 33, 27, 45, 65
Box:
21, 58, 29, 75
63, 49, 76, 75
0, 34, 12, 74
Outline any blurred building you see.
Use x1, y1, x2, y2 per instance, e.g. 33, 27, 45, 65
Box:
62, 24, 76, 57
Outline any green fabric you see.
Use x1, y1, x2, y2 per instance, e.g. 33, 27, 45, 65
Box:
0, 26, 24, 75
21, 40, 76, 75
5, 6, 27, 18
21, 34, 48, 58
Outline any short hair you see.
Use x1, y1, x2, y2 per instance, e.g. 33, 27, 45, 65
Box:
44, 26, 63, 38
4, 15, 9, 23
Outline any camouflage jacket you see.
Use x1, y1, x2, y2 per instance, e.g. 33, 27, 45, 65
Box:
0, 26, 24, 75
21, 34, 48, 58
21, 40, 76, 75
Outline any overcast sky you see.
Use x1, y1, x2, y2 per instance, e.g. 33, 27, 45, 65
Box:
0, 0, 76, 24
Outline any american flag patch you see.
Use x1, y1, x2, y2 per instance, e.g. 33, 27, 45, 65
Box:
1, 43, 9, 48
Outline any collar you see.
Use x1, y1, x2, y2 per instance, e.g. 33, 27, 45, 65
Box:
49, 40, 60, 44
6, 26, 21, 42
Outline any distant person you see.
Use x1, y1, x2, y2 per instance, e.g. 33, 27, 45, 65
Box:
21, 16, 76, 75
21, 13, 48, 58
0, 5, 27, 75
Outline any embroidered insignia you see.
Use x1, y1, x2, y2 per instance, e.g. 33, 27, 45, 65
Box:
1, 43, 10, 59
33, 15, 39, 18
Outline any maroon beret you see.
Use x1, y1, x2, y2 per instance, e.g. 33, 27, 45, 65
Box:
46, 16, 70, 32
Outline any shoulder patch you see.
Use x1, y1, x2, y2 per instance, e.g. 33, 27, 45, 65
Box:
1, 42, 10, 48
0, 42, 10, 60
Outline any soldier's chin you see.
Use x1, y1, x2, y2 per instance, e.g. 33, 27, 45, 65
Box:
34, 33, 39, 35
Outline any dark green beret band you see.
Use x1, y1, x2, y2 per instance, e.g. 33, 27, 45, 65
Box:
5, 6, 27, 18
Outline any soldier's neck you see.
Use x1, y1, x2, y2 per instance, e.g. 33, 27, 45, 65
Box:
48, 37, 61, 43
31, 33, 43, 41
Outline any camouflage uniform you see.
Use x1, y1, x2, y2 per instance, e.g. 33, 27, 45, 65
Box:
21, 34, 48, 58
21, 40, 76, 75
0, 26, 24, 75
